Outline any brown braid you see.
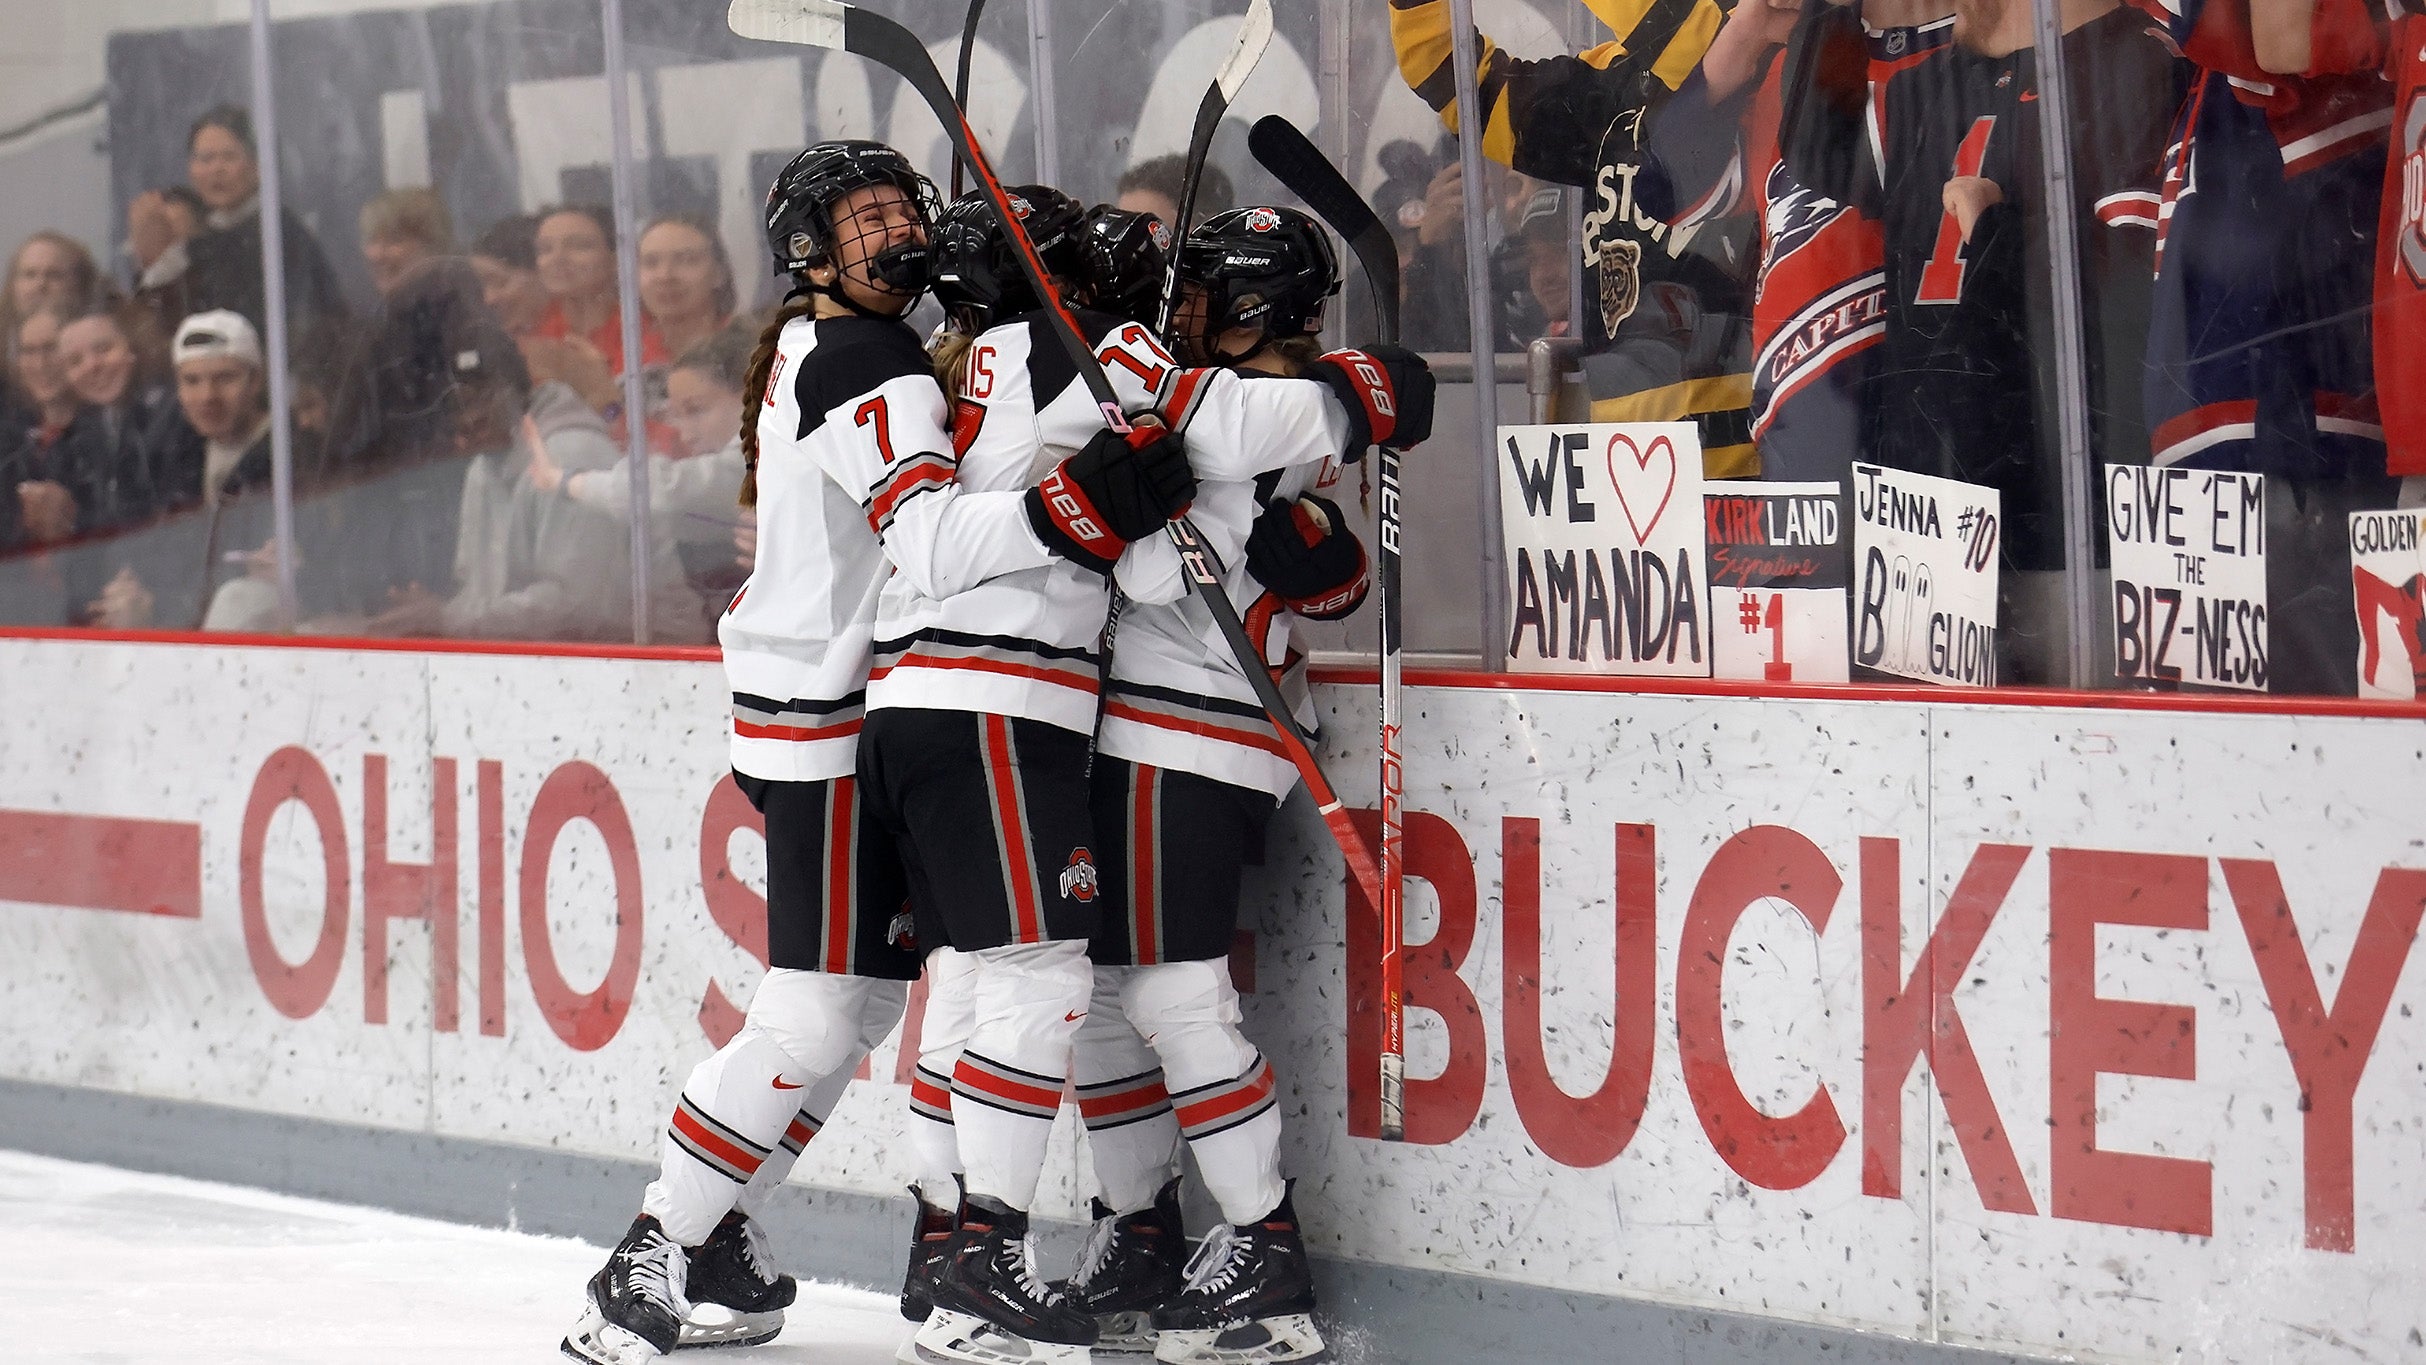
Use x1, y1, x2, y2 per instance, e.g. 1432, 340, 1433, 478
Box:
737, 292, 819, 509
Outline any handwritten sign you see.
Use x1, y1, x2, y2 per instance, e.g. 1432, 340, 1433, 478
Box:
2108, 466, 2268, 690
1704, 481, 1850, 683
2349, 508, 2426, 699
1850, 463, 2000, 685
1498, 422, 1709, 676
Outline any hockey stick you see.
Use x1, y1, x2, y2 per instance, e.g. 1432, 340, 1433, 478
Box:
726, 0, 1387, 918
1247, 114, 1409, 1140
949, 0, 988, 197
1150, 0, 1274, 338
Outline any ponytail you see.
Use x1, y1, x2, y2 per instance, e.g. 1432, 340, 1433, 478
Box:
738, 291, 819, 509
930, 328, 977, 399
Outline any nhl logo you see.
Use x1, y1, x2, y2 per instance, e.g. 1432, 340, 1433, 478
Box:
1244, 207, 1283, 232
1886, 29, 1907, 55
1058, 848, 1100, 903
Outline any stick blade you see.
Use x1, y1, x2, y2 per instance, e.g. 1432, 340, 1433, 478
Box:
1214, 0, 1276, 100
727, 0, 847, 48
1248, 114, 1401, 345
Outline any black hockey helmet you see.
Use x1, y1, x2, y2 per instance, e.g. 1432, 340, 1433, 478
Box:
1076, 206, 1171, 324
763, 140, 939, 288
1178, 206, 1339, 343
929, 184, 1087, 331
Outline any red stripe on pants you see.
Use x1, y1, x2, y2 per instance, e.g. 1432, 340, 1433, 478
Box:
984, 716, 1043, 943
826, 779, 855, 975
1133, 766, 1158, 965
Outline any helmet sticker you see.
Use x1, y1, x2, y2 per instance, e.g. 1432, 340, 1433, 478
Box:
1243, 207, 1283, 232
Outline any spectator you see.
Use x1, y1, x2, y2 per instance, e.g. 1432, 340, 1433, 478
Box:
125, 186, 204, 293
1116, 154, 1232, 230
1, 233, 111, 364
364, 308, 654, 641
359, 188, 456, 299
527, 204, 666, 417
469, 214, 549, 338
56, 308, 177, 532
10, 309, 81, 462
636, 216, 736, 363
133, 105, 350, 343
86, 311, 277, 630
2, 308, 82, 554
1508, 186, 1573, 341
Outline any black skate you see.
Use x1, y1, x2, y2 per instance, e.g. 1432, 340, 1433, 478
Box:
1065, 1180, 1187, 1355
900, 1185, 958, 1322
908, 1195, 1099, 1365
679, 1211, 795, 1349
562, 1213, 692, 1365
1148, 1188, 1326, 1364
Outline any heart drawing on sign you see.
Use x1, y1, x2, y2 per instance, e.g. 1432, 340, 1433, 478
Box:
1605, 432, 1678, 546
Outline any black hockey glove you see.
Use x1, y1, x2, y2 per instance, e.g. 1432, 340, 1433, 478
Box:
1023, 418, 1197, 574
1245, 494, 1370, 621
1303, 344, 1437, 463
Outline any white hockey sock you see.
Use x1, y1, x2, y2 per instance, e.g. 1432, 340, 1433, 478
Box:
910, 948, 977, 1206
1122, 960, 1284, 1226
951, 939, 1091, 1211
1074, 970, 1179, 1213
734, 1062, 853, 1222
642, 1031, 810, 1245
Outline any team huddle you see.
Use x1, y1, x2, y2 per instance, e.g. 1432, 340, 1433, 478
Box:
558, 139, 1432, 1365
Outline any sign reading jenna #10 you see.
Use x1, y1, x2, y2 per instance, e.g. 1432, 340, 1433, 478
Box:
1851, 463, 2000, 685
2108, 465, 2269, 690
1499, 422, 1709, 675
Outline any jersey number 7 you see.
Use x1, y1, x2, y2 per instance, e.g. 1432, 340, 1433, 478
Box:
856, 396, 898, 464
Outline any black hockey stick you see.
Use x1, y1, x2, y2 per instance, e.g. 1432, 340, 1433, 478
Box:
726, 0, 1387, 915
1150, 0, 1274, 338
949, 0, 989, 197
1248, 113, 1411, 1140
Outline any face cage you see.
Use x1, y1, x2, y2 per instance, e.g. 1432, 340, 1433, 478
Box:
820, 172, 940, 295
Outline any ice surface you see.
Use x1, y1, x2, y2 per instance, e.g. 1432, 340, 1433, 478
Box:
0, 1151, 912, 1364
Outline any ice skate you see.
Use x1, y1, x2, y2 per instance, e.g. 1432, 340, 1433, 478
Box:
906, 1195, 1098, 1365
901, 1184, 959, 1322
1150, 1188, 1324, 1364
563, 1214, 693, 1365
1065, 1180, 1187, 1356
678, 1210, 794, 1349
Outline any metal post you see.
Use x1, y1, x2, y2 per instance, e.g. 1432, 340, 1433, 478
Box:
246, 0, 299, 631
1025, 0, 1061, 185
2029, 0, 2097, 688
1446, 0, 1506, 667
603, 0, 654, 645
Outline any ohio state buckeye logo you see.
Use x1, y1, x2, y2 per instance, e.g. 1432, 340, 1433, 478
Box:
1058, 848, 1100, 903
1243, 207, 1283, 232
1010, 194, 1034, 219
1148, 219, 1174, 251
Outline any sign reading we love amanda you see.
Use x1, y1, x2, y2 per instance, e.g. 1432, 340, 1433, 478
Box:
1497, 422, 1711, 676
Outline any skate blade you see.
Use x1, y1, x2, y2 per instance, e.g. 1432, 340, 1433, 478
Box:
911, 1307, 1093, 1364
562, 1304, 669, 1365
676, 1303, 784, 1349
1151, 1314, 1326, 1364
1091, 1310, 1158, 1356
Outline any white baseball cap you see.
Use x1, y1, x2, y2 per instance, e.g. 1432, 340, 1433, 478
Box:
172, 310, 264, 371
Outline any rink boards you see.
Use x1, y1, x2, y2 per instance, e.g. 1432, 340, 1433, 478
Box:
0, 636, 2420, 1363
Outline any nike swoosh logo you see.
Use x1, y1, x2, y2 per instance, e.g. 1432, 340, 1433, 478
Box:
2018, 90, 2038, 101
772, 1078, 803, 1090
1064, 1010, 1086, 1022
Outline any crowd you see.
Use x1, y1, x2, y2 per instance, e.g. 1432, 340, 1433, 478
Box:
0, 103, 755, 643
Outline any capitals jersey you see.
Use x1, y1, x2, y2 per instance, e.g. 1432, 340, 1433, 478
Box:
2136, 0, 2391, 477
721, 312, 1053, 783
870, 314, 1350, 737
2380, 7, 2426, 474
1784, 4, 2178, 568
1649, 9, 1956, 479
1102, 370, 1353, 801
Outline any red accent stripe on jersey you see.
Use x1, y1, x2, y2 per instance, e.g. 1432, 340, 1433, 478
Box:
673, 1107, 766, 1177
871, 653, 1099, 694
1104, 700, 1289, 758
1133, 765, 1159, 966
2280, 103, 2394, 179
733, 717, 864, 743
2152, 399, 2260, 466
1078, 1074, 1172, 1125
826, 779, 856, 976
1157, 368, 1213, 431
866, 460, 955, 537
1174, 1060, 1276, 1134
953, 1054, 1062, 1112
2094, 191, 2161, 231
984, 716, 1044, 944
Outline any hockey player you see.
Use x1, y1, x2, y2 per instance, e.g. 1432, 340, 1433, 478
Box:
563, 142, 1193, 1365
1059, 207, 1433, 1365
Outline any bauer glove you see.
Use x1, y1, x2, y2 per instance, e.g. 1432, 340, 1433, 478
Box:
1303, 344, 1436, 463
1246, 494, 1370, 621
1023, 418, 1197, 574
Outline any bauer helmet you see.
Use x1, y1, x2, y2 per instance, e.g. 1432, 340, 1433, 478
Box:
762, 140, 939, 291
1076, 205, 1171, 323
1178, 206, 1339, 343
929, 185, 1087, 330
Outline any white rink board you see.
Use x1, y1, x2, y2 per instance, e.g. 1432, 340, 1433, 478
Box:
1, 637, 2421, 1362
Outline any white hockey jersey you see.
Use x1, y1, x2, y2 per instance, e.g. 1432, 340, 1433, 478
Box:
1103, 368, 1353, 800
720, 312, 1052, 782
866, 312, 1346, 738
